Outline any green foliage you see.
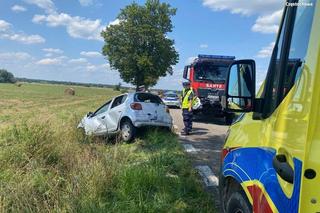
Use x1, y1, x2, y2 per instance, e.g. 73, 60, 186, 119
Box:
101, 0, 179, 90
120, 88, 129, 94
0, 69, 16, 83
113, 82, 122, 91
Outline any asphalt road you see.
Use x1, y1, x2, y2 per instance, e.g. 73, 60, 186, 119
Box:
169, 108, 229, 210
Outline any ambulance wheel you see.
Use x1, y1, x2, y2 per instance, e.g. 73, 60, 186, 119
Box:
226, 191, 252, 213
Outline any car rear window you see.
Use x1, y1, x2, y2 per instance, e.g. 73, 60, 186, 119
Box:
165, 94, 178, 98
134, 93, 163, 104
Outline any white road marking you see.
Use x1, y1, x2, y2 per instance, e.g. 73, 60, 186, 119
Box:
182, 144, 199, 153
195, 165, 219, 187
178, 132, 186, 138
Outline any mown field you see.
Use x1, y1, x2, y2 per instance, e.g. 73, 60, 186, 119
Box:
0, 83, 215, 212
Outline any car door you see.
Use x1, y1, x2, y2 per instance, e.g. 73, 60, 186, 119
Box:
89, 100, 112, 135
254, 1, 317, 212
105, 94, 127, 132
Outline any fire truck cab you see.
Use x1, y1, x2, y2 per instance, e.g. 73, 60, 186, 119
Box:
183, 54, 235, 123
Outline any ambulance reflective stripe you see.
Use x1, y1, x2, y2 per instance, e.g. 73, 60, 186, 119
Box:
222, 147, 302, 213
245, 182, 273, 213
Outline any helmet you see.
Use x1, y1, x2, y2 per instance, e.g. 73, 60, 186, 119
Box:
182, 81, 190, 87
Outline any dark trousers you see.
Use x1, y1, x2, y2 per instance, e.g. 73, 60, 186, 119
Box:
182, 109, 193, 133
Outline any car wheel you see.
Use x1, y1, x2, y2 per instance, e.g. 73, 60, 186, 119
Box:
120, 120, 136, 142
226, 191, 252, 213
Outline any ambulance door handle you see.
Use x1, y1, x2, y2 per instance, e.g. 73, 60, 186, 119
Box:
272, 154, 294, 184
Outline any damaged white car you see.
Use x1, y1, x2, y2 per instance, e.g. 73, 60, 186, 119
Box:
78, 92, 173, 142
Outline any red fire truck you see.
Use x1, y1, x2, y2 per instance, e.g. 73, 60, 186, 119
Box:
183, 54, 235, 124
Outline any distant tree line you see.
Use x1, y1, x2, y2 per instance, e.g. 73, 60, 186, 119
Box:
13, 77, 179, 93
0, 69, 16, 83
16, 77, 117, 89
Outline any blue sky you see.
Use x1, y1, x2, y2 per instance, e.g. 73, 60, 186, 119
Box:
0, 0, 285, 90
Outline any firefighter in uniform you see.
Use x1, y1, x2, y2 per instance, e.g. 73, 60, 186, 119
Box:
181, 81, 194, 135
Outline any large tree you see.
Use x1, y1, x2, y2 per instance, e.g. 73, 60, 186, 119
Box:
0, 69, 16, 83
101, 0, 179, 90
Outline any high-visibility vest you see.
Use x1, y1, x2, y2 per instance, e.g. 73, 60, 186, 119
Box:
182, 88, 193, 109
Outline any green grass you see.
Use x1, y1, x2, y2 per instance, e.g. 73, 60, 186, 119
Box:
0, 83, 215, 212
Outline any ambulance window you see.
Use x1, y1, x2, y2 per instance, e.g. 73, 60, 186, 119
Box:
262, 0, 316, 117
265, 6, 288, 114
282, 0, 316, 98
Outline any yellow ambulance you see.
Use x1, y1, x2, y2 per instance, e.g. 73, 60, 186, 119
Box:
220, 0, 319, 212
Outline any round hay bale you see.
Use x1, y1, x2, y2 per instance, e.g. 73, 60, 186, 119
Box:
15, 82, 23, 87
64, 88, 75, 96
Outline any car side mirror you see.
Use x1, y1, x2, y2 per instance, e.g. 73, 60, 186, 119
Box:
183, 65, 190, 79
222, 60, 256, 112
87, 112, 93, 117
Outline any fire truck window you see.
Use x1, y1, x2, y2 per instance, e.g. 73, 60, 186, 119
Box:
194, 63, 229, 83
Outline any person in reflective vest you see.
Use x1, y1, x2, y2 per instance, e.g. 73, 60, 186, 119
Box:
181, 81, 194, 135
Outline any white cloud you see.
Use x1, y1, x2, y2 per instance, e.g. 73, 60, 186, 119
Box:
202, 0, 284, 34
1, 33, 45, 44
86, 64, 96, 71
202, 0, 283, 16
32, 13, 104, 41
186, 56, 197, 64
108, 19, 120, 27
0, 19, 45, 44
80, 51, 102, 58
252, 10, 282, 34
0, 52, 32, 60
85, 63, 110, 72
11, 5, 27, 12
43, 48, 63, 54
24, 0, 55, 14
79, 0, 93, 7
36, 58, 62, 65
100, 63, 110, 70
69, 58, 88, 64
200, 44, 208, 49
0, 20, 11, 31
256, 42, 275, 58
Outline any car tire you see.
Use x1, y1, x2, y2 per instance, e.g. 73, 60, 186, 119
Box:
226, 191, 252, 213
120, 119, 136, 142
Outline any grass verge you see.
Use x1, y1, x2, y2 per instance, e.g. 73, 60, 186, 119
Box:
0, 118, 215, 212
